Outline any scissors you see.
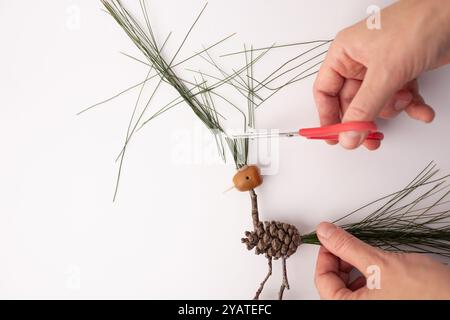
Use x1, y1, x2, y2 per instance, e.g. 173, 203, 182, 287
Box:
231, 121, 384, 141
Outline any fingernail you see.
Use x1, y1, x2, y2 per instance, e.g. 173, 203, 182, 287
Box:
317, 222, 337, 240
339, 131, 364, 149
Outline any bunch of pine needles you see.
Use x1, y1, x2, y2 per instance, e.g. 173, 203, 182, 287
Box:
81, 0, 329, 200
302, 162, 450, 257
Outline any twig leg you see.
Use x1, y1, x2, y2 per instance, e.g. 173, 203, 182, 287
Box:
249, 189, 260, 230
278, 256, 290, 300
253, 257, 272, 300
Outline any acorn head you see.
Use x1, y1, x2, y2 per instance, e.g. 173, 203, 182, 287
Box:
232, 165, 263, 192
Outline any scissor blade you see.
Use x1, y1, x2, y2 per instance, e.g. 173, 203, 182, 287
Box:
230, 131, 299, 139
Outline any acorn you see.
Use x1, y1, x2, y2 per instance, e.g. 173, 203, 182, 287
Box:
232, 165, 263, 192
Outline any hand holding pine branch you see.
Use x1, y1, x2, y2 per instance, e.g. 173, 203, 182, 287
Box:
315, 222, 450, 300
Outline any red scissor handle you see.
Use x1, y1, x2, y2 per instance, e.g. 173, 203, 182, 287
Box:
299, 121, 384, 141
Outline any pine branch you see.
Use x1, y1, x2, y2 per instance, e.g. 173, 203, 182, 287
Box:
301, 162, 450, 257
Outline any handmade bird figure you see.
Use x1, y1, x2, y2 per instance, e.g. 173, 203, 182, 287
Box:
242, 190, 301, 299
231, 165, 299, 299
88, 1, 450, 301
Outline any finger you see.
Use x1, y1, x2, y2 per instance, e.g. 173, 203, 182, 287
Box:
342, 80, 415, 120
339, 82, 406, 151
349, 276, 367, 291
406, 80, 435, 123
316, 246, 338, 275
378, 79, 419, 119
362, 85, 414, 150
315, 246, 353, 299
316, 222, 383, 272
340, 79, 362, 115
340, 67, 399, 149
313, 56, 345, 145
340, 80, 397, 151
403, 85, 435, 123
378, 89, 413, 119
405, 101, 435, 123
390, 79, 419, 115
363, 139, 381, 151
339, 259, 354, 273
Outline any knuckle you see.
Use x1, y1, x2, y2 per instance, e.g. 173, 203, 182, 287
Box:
335, 28, 351, 42
335, 30, 345, 41
313, 79, 339, 98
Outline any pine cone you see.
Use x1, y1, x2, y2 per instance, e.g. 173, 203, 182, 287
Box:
241, 221, 301, 259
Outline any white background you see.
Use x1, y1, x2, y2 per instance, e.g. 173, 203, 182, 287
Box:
1, 0, 450, 299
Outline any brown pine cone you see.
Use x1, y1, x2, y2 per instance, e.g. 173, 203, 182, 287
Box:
241, 221, 301, 259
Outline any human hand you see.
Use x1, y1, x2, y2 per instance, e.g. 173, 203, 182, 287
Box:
314, 222, 450, 300
313, 0, 450, 150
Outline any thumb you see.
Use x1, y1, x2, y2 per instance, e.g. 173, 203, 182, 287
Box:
340, 68, 397, 149
316, 222, 382, 273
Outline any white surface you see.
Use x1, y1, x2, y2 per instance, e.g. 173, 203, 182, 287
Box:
1, 0, 450, 299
